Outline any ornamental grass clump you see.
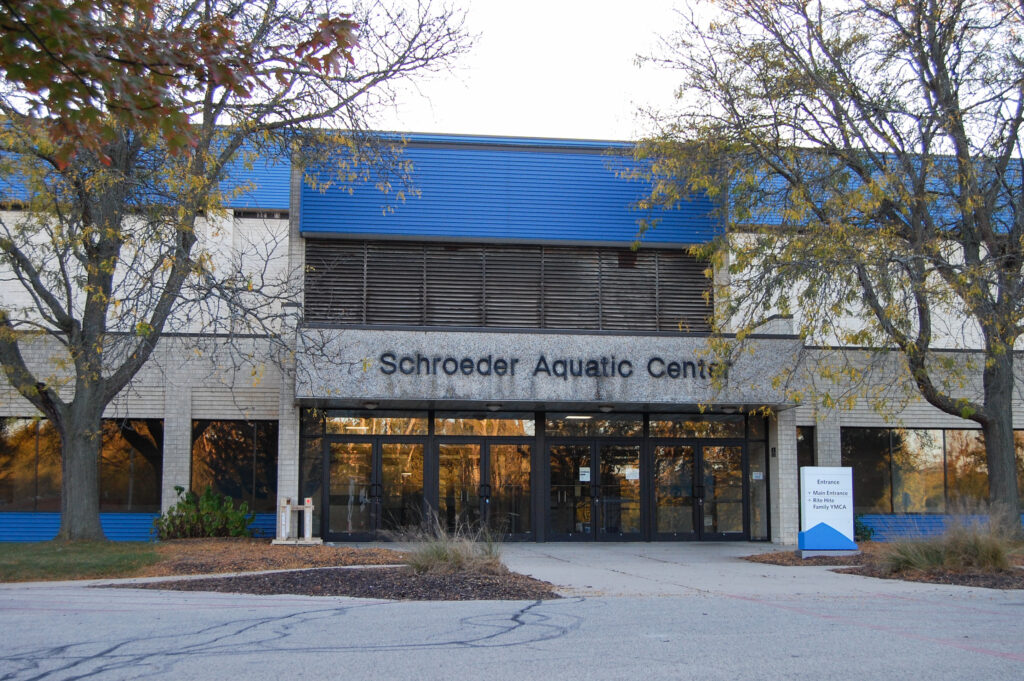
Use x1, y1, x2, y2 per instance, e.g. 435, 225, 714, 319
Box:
879, 510, 1017, 575
390, 512, 505, 576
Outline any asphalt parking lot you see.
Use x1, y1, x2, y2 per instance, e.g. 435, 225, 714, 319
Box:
1, 542, 1021, 681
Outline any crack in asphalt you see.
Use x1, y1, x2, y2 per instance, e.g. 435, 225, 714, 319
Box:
0, 597, 582, 680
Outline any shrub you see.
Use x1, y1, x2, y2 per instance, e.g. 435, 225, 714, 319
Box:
854, 515, 874, 542
388, 511, 505, 575
880, 521, 1011, 574
153, 486, 254, 540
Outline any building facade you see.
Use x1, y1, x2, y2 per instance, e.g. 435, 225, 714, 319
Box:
1, 133, 1022, 543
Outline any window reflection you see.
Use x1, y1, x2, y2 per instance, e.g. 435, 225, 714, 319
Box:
650, 415, 745, 438
100, 419, 163, 512
434, 413, 535, 436
546, 413, 642, 437
326, 412, 427, 436
191, 420, 278, 513
945, 430, 988, 505
841, 428, 893, 514
891, 430, 945, 513
841, 427, 1006, 515
0, 417, 162, 513
0, 418, 61, 512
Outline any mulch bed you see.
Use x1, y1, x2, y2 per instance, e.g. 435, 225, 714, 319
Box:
136, 538, 406, 577
744, 550, 867, 567
834, 565, 1024, 590
113, 566, 561, 601
745, 544, 1024, 589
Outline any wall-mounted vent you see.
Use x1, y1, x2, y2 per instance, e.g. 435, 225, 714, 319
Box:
304, 239, 712, 332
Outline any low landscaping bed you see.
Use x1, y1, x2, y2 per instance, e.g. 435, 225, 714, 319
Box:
116, 565, 561, 600
2, 537, 560, 601
746, 538, 1024, 590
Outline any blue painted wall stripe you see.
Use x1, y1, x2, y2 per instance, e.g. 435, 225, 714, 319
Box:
858, 513, 1024, 542
0, 512, 277, 542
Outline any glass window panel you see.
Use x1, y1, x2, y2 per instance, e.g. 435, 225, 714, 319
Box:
99, 419, 163, 512
300, 408, 325, 437
748, 416, 767, 441
434, 413, 535, 436
650, 414, 745, 438
703, 445, 744, 533
0, 418, 61, 512
0, 418, 39, 511
945, 430, 988, 506
191, 420, 279, 513
748, 442, 769, 540
328, 442, 373, 534
598, 444, 641, 536
438, 444, 481, 531
841, 428, 892, 514
654, 445, 695, 535
35, 420, 62, 511
891, 430, 945, 513
489, 444, 531, 535
381, 443, 424, 532
1016, 431, 1024, 506
549, 444, 592, 536
545, 413, 642, 437
325, 412, 427, 436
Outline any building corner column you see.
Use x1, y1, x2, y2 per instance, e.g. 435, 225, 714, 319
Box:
770, 407, 799, 544
160, 374, 192, 514
814, 408, 842, 466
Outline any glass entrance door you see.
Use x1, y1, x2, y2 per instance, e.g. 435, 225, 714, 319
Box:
325, 438, 423, 540
700, 445, 745, 539
548, 441, 641, 540
437, 441, 533, 537
651, 442, 745, 540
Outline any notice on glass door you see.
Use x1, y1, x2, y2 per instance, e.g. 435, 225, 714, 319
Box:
579, 467, 590, 482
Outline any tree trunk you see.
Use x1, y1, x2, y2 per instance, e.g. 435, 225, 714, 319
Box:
981, 350, 1021, 527
55, 401, 106, 541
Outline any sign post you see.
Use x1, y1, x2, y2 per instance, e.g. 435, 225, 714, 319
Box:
799, 466, 858, 556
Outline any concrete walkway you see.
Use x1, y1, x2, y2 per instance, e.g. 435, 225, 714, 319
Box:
499, 541, 1005, 598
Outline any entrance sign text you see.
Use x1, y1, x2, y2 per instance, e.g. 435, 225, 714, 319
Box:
798, 466, 857, 551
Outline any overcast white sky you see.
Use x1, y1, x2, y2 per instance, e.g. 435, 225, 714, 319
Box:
375, 0, 684, 141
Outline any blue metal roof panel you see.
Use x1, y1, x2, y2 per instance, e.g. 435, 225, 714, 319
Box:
300, 138, 718, 244
222, 153, 291, 210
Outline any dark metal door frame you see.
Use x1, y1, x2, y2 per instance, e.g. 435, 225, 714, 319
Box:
433, 437, 535, 540
646, 438, 750, 541
546, 437, 644, 542
693, 441, 748, 541
321, 435, 427, 541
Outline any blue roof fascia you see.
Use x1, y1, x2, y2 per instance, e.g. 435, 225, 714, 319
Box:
299, 132, 719, 245
220, 148, 291, 211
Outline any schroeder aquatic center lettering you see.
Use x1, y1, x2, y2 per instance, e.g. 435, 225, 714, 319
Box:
378, 352, 721, 380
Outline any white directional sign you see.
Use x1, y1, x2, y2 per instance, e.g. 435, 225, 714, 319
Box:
799, 466, 857, 551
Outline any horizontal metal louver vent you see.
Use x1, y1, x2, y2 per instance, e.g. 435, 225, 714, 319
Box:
304, 239, 711, 332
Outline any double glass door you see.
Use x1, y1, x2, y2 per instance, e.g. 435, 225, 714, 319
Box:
438, 441, 532, 537
652, 442, 745, 539
549, 441, 642, 540
324, 437, 424, 540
